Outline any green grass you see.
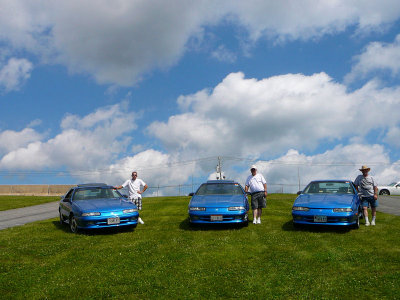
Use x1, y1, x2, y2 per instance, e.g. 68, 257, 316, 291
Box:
0, 195, 59, 211
1, 194, 399, 299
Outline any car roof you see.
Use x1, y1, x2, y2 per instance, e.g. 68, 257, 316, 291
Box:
76, 183, 109, 187
205, 180, 236, 184
309, 180, 353, 183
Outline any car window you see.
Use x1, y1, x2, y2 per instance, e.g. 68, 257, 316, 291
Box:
196, 183, 244, 195
73, 188, 121, 200
303, 181, 354, 194
64, 189, 73, 200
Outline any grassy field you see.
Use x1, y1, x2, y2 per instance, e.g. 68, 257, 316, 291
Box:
1, 194, 399, 299
0, 195, 59, 211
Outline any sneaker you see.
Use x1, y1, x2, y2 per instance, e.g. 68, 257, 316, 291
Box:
253, 219, 257, 224
257, 218, 261, 224
138, 217, 144, 224
371, 220, 376, 226
365, 221, 370, 226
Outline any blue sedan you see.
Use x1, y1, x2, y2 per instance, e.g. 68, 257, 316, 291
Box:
292, 180, 361, 229
188, 180, 249, 225
59, 183, 139, 233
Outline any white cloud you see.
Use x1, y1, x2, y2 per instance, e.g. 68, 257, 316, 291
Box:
0, 58, 33, 92
0, 102, 137, 170
346, 34, 400, 82
0, 128, 43, 154
148, 72, 400, 159
211, 45, 237, 63
239, 144, 400, 193
384, 127, 400, 148
1, 0, 400, 85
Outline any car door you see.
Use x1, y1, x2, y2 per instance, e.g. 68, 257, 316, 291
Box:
60, 189, 74, 218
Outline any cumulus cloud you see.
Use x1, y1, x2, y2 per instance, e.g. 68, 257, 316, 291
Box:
148, 72, 400, 159
0, 102, 137, 171
346, 34, 400, 82
1, 0, 400, 85
0, 128, 43, 155
0, 58, 33, 92
238, 144, 400, 192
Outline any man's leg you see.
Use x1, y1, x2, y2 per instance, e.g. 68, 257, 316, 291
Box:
257, 208, 262, 224
371, 207, 377, 225
363, 206, 370, 226
253, 209, 258, 224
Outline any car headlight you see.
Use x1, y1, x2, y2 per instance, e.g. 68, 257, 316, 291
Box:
333, 208, 353, 212
123, 208, 138, 213
81, 212, 101, 216
292, 206, 309, 211
189, 207, 206, 211
228, 206, 245, 211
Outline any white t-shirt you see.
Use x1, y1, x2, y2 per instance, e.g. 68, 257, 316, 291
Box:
245, 173, 267, 193
122, 178, 146, 199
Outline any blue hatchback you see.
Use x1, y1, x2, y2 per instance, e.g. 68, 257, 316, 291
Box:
59, 183, 139, 233
188, 180, 249, 225
292, 180, 361, 229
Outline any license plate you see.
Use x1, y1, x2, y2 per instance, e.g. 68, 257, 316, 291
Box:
210, 215, 223, 221
107, 217, 120, 225
314, 215, 327, 222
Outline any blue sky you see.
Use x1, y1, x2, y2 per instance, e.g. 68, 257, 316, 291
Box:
1, 1, 400, 193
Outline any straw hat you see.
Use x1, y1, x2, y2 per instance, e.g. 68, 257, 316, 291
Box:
359, 165, 370, 171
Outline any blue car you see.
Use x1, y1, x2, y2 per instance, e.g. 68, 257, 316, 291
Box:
188, 180, 249, 225
292, 180, 361, 229
59, 183, 139, 233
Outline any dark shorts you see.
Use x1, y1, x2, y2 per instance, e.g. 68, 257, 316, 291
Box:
361, 196, 378, 208
251, 191, 266, 210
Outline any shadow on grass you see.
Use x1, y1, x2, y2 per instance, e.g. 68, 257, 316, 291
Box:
179, 217, 248, 231
51, 220, 136, 235
282, 220, 352, 234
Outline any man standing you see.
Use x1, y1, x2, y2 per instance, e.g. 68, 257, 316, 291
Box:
115, 171, 148, 224
354, 165, 378, 226
245, 165, 267, 224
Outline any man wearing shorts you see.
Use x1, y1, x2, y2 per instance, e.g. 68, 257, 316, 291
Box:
354, 165, 378, 226
245, 165, 267, 224
115, 171, 148, 224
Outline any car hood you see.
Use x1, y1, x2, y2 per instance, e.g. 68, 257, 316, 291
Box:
190, 195, 246, 208
74, 198, 136, 212
294, 194, 356, 209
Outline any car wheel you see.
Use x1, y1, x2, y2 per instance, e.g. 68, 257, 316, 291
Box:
69, 215, 79, 233
353, 214, 360, 229
379, 189, 390, 195
59, 210, 64, 225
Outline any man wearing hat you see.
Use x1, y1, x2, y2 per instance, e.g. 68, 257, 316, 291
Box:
245, 165, 267, 224
354, 165, 378, 226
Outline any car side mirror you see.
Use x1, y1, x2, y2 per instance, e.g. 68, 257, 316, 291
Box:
188, 193, 194, 197
297, 191, 302, 195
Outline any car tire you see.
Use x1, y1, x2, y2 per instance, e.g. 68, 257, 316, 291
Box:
353, 215, 360, 229
379, 189, 390, 195
69, 215, 79, 233
59, 210, 64, 225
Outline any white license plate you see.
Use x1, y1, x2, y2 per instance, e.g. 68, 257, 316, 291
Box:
314, 215, 327, 222
211, 215, 223, 221
107, 217, 120, 225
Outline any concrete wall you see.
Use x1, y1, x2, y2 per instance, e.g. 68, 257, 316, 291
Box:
0, 185, 75, 196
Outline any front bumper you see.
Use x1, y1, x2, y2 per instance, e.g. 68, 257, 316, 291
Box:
75, 212, 139, 229
189, 209, 248, 224
292, 210, 358, 226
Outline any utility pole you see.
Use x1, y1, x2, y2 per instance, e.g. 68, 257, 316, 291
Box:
297, 166, 301, 191
216, 156, 223, 180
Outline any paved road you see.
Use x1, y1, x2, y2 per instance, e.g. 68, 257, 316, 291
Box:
0, 196, 398, 230
0, 201, 58, 230
377, 195, 400, 216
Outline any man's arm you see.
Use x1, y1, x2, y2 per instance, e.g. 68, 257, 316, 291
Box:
114, 185, 123, 189
263, 183, 267, 197
245, 185, 249, 193
138, 184, 148, 194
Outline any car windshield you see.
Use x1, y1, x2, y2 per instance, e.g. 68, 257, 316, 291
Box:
303, 181, 354, 194
73, 188, 122, 200
196, 183, 244, 195
388, 182, 397, 186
